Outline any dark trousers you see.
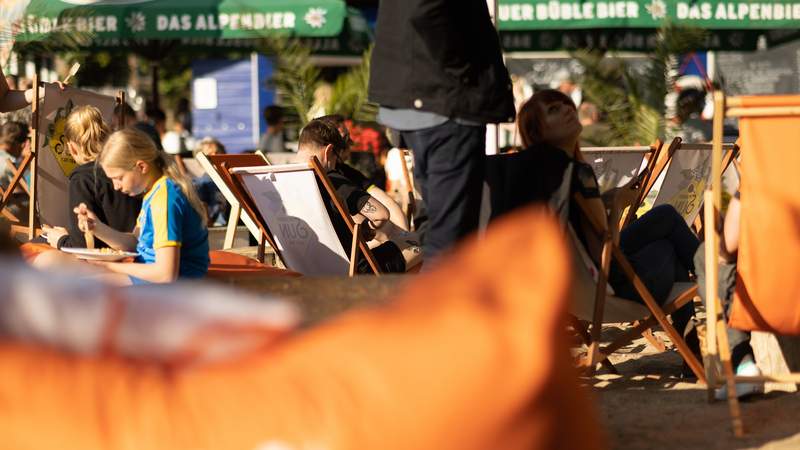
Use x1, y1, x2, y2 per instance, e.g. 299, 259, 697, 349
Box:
694, 242, 753, 368
610, 205, 700, 336
401, 121, 486, 261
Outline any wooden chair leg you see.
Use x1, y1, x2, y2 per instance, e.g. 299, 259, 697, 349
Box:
569, 317, 619, 375
223, 203, 241, 249
640, 325, 667, 352
717, 315, 745, 437
348, 222, 361, 277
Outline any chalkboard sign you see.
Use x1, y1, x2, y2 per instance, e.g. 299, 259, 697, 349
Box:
716, 42, 800, 95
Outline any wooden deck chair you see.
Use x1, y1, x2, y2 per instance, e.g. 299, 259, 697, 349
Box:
705, 93, 800, 437
639, 139, 738, 227
582, 143, 662, 229
195, 152, 270, 250
582, 145, 653, 194
0, 151, 33, 227
398, 149, 417, 230
569, 194, 706, 382
227, 157, 382, 276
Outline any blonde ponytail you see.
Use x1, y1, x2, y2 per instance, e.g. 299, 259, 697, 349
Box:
99, 128, 208, 226
64, 105, 111, 162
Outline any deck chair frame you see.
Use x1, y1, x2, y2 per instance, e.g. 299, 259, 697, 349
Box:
571, 193, 706, 382
705, 91, 800, 437
195, 152, 270, 250
0, 80, 124, 239
582, 142, 662, 229
633, 138, 738, 229
223, 157, 382, 276
398, 149, 417, 230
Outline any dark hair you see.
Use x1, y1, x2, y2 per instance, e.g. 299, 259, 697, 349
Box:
676, 89, 706, 121
299, 118, 347, 155
146, 107, 166, 123
317, 114, 353, 146
517, 89, 576, 148
0, 122, 27, 148
263, 105, 285, 126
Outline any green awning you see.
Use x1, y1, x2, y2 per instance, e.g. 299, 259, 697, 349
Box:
17, 0, 348, 41
498, 0, 800, 50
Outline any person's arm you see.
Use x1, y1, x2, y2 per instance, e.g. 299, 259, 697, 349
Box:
367, 186, 409, 231
720, 195, 741, 262
74, 203, 139, 250
100, 247, 180, 283
352, 196, 390, 232
0, 72, 30, 112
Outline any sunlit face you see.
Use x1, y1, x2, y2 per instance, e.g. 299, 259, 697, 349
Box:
103, 163, 148, 196
537, 100, 583, 145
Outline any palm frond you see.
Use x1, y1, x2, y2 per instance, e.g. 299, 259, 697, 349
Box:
260, 36, 320, 126
574, 24, 708, 146
327, 46, 377, 121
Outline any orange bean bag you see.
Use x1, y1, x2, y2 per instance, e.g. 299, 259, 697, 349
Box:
0, 207, 606, 450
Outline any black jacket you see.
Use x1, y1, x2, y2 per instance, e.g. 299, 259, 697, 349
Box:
57, 162, 142, 249
368, 0, 516, 124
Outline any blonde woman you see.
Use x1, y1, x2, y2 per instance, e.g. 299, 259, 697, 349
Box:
38, 128, 209, 285
44, 105, 141, 250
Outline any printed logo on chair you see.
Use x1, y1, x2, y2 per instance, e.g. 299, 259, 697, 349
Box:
43, 99, 78, 178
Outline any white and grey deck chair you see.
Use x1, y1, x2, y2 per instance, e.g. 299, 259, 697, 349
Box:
195, 152, 270, 250
567, 195, 705, 381
227, 157, 382, 276
640, 140, 738, 227
582, 145, 652, 194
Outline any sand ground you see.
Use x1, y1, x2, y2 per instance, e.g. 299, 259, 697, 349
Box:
593, 325, 800, 450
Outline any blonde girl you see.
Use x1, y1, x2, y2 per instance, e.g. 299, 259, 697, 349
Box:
43, 105, 141, 250
36, 128, 210, 285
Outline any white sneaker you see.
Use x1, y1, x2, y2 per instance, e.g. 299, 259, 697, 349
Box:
714, 361, 765, 401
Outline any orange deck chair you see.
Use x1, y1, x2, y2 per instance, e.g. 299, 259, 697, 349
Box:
705, 92, 800, 436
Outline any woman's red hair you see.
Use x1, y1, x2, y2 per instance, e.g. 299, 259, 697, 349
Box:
517, 89, 576, 148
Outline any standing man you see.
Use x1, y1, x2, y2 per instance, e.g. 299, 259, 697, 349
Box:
369, 0, 515, 261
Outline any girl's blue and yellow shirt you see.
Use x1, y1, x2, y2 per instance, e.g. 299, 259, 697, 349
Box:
135, 176, 209, 278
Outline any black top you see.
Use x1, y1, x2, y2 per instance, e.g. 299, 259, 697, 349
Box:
57, 162, 143, 249
369, 0, 515, 124
336, 162, 372, 191
485, 144, 600, 244
323, 168, 373, 253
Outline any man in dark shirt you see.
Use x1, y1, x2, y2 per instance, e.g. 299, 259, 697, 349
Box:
295, 119, 422, 273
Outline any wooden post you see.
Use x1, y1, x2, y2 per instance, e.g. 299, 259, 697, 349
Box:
27, 74, 41, 241
116, 90, 126, 128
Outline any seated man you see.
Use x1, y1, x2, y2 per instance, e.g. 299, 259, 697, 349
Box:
0, 121, 29, 219
318, 114, 410, 236
296, 119, 422, 273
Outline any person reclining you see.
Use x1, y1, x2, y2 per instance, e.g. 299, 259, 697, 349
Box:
295, 119, 422, 273
512, 89, 701, 375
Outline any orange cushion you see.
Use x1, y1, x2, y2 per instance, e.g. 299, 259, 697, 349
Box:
206, 250, 301, 279
19, 242, 51, 263
0, 208, 606, 450
730, 106, 800, 334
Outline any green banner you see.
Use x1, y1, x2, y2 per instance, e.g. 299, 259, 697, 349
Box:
500, 29, 762, 51
17, 0, 348, 41
498, 0, 800, 29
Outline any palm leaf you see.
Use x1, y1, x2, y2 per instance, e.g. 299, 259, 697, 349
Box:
575, 23, 708, 146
